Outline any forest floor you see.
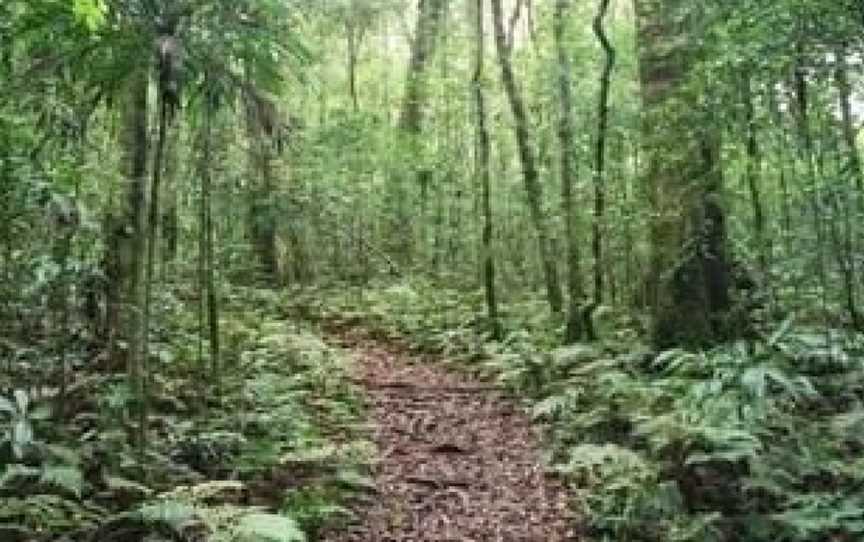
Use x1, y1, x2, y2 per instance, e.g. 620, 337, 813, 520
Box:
321, 327, 579, 542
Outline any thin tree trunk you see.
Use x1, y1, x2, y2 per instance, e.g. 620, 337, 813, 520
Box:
490, 0, 563, 315
794, 50, 832, 329
472, 0, 499, 338
743, 77, 767, 276
160, 121, 179, 275
0, 11, 12, 321
585, 0, 615, 341
834, 45, 863, 330
201, 92, 221, 392
347, 28, 361, 113
137, 87, 171, 454
554, 0, 584, 343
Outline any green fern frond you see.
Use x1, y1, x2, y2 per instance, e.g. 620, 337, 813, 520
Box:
137, 500, 198, 530
235, 512, 306, 542
39, 466, 83, 497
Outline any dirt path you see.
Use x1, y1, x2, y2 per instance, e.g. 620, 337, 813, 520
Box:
323, 330, 579, 542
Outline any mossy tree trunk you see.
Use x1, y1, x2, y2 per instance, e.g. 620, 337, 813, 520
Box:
555, 0, 585, 343
398, 0, 448, 263
634, 0, 732, 348
471, 0, 500, 338
491, 0, 563, 316
105, 70, 148, 447
246, 94, 280, 279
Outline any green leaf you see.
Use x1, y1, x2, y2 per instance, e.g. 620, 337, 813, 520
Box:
72, 0, 107, 31
137, 500, 198, 530
0, 396, 16, 415
236, 513, 306, 542
39, 466, 84, 497
0, 464, 40, 488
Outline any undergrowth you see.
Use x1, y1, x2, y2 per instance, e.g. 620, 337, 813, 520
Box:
0, 285, 372, 541
290, 278, 864, 542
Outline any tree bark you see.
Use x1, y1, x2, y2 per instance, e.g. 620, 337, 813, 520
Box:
105, 70, 148, 447
491, 0, 563, 315
246, 93, 279, 279
399, 0, 449, 263
634, 0, 732, 348
554, 0, 585, 342
834, 45, 863, 329
160, 121, 179, 274
472, 0, 500, 337
585, 0, 616, 341
742, 77, 767, 276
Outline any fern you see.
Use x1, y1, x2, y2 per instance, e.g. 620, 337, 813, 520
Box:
235, 513, 305, 542
39, 465, 83, 497
137, 500, 198, 530
774, 494, 864, 539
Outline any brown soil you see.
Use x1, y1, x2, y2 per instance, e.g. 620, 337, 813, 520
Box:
322, 329, 580, 542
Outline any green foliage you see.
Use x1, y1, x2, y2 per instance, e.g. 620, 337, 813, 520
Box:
235, 513, 305, 542
0, 494, 105, 533
135, 500, 306, 542
71, 0, 106, 31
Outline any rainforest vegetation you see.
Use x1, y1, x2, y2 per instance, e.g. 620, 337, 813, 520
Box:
2, 0, 864, 540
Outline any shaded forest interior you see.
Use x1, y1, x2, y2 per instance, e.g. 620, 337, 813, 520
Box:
2, 0, 864, 541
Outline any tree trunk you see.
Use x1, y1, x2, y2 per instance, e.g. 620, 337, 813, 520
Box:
742, 77, 768, 276
634, 0, 732, 348
835, 43, 864, 212
105, 71, 148, 446
399, 0, 448, 261
585, 0, 615, 341
0, 7, 13, 320
201, 91, 221, 390
833, 46, 863, 329
400, 0, 448, 135
246, 94, 279, 279
347, 26, 361, 113
160, 121, 180, 275
554, 0, 585, 343
490, 0, 563, 315
472, 0, 500, 337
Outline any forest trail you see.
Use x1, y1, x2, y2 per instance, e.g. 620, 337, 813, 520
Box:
321, 328, 579, 542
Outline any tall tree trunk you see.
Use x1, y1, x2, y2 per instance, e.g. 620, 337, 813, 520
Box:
400, 0, 448, 135
0, 6, 13, 318
246, 94, 279, 279
835, 44, 864, 196
201, 90, 221, 392
793, 49, 832, 327
634, 0, 732, 348
105, 71, 148, 445
472, 0, 499, 337
347, 26, 361, 113
399, 0, 448, 261
743, 77, 768, 277
554, 0, 585, 343
137, 83, 172, 454
833, 46, 863, 330
585, 0, 615, 341
491, 0, 563, 315
160, 121, 179, 275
